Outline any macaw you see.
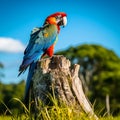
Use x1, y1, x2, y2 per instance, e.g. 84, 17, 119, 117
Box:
18, 12, 67, 105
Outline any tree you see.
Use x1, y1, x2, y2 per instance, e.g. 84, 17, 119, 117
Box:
57, 44, 120, 115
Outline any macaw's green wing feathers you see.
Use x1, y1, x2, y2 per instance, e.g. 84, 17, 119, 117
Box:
19, 24, 58, 73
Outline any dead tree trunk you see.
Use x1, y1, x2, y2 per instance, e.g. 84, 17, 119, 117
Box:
30, 55, 98, 120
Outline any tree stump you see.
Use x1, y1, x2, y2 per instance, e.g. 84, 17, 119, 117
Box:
30, 55, 98, 120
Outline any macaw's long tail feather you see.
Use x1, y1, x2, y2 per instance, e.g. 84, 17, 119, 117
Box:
18, 61, 29, 77
24, 62, 37, 106
18, 68, 27, 77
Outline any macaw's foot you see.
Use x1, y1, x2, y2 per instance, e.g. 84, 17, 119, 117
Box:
39, 55, 63, 62
51, 55, 57, 57
51, 55, 63, 58
39, 56, 52, 62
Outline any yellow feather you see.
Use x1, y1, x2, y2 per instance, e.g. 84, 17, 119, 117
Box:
43, 33, 49, 37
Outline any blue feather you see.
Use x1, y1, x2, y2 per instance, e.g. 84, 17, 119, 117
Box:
24, 62, 37, 105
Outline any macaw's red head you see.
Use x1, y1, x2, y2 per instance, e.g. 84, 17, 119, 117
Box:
44, 12, 67, 32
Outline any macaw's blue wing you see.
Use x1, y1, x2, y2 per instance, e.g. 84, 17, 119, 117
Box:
19, 24, 58, 74
18, 24, 58, 105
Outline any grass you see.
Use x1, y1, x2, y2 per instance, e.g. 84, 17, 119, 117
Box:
100, 116, 120, 120
0, 97, 120, 120
0, 96, 91, 120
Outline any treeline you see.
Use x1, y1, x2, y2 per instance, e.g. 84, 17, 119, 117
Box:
0, 44, 120, 116
0, 80, 25, 114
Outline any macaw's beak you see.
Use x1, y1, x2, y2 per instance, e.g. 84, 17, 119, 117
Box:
63, 16, 67, 27
58, 16, 67, 27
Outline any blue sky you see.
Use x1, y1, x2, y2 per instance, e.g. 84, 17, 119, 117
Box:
0, 0, 120, 84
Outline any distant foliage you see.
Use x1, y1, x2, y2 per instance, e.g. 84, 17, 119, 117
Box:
0, 80, 25, 114
57, 44, 120, 115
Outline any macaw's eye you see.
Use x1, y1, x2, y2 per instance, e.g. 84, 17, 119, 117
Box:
58, 20, 63, 26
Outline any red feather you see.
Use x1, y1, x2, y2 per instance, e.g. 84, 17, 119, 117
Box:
46, 44, 54, 57
41, 45, 54, 58
47, 12, 67, 18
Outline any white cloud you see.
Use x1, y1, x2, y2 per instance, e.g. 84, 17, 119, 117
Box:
0, 37, 25, 53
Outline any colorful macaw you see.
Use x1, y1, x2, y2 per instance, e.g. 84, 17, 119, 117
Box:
18, 12, 67, 104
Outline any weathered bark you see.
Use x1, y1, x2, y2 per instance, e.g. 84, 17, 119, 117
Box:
30, 55, 98, 120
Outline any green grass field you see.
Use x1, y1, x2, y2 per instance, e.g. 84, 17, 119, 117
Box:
0, 98, 120, 120
0, 115, 120, 120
